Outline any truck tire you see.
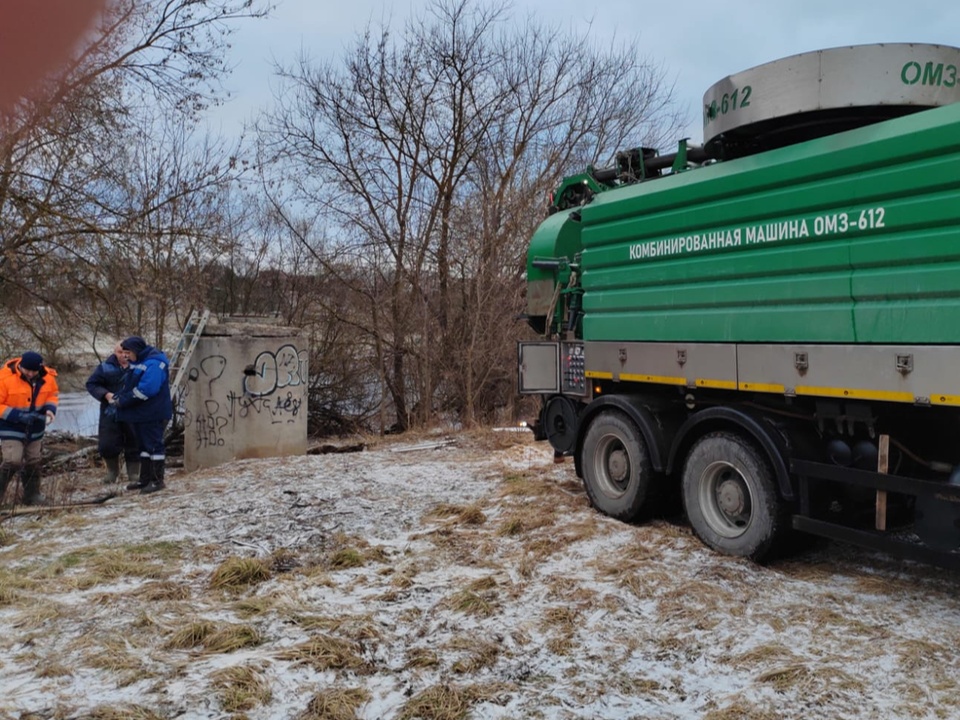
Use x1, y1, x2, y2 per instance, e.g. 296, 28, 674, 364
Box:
581, 411, 652, 521
681, 432, 785, 561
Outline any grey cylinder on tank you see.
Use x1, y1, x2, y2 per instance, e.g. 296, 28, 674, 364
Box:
180, 317, 308, 472
703, 43, 960, 155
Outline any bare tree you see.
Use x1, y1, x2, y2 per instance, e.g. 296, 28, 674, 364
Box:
85, 115, 253, 349
0, 0, 269, 358
258, 0, 683, 431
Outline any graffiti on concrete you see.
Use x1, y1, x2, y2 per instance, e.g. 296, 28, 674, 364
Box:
243, 344, 305, 397
181, 342, 307, 451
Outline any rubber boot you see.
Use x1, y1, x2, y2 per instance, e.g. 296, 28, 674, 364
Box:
102, 456, 121, 484
21, 465, 48, 506
140, 458, 166, 495
0, 463, 17, 504
125, 459, 141, 486
126, 458, 152, 491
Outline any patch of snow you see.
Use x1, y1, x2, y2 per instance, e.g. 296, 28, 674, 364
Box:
1, 435, 959, 719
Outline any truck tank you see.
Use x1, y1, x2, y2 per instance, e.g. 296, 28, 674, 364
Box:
519, 43, 960, 568
580, 101, 960, 345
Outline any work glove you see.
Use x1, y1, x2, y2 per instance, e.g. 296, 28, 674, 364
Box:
45, 411, 54, 426
104, 404, 118, 421
17, 411, 46, 426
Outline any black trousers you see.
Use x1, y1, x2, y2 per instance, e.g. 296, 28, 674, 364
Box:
98, 410, 139, 461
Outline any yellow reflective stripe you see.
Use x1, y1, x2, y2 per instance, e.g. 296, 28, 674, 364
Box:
697, 378, 737, 390
739, 381, 786, 393
795, 386, 915, 403
585, 370, 613, 380
930, 394, 960, 406
620, 373, 686, 385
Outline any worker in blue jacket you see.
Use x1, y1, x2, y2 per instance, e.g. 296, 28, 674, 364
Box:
109, 336, 173, 494
86, 342, 140, 485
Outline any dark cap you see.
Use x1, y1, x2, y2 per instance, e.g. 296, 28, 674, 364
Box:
19, 351, 43, 371
120, 336, 147, 357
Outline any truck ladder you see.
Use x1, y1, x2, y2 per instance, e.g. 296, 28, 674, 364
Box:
168, 308, 210, 397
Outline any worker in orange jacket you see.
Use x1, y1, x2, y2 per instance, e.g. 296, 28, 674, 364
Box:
0, 352, 59, 505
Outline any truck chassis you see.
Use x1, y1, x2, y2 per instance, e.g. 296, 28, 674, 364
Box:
519, 339, 960, 568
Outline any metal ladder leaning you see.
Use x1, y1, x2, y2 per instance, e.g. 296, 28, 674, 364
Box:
168, 308, 210, 397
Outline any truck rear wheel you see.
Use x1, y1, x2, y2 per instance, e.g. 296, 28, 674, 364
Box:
581, 411, 652, 521
682, 432, 785, 561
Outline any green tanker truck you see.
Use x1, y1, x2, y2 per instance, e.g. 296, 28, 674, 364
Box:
518, 43, 960, 567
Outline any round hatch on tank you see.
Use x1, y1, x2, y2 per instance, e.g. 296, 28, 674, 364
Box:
702, 43, 960, 159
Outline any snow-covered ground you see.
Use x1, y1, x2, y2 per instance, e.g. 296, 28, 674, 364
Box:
2, 431, 959, 720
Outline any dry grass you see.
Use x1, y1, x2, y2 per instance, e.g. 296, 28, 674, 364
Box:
462, 427, 532, 453
655, 580, 737, 629
327, 548, 365, 569
210, 664, 273, 713
4, 433, 960, 719
552, 516, 601, 544
322, 532, 382, 570
232, 596, 276, 618
496, 508, 556, 537
11, 600, 68, 629
755, 662, 864, 697
0, 582, 19, 606
269, 547, 301, 573
124, 540, 185, 561
134, 580, 191, 602
755, 664, 813, 690
896, 638, 952, 671
497, 470, 555, 498
540, 605, 580, 633
425, 502, 468, 519
86, 550, 169, 582
775, 601, 885, 641
210, 556, 272, 591
300, 687, 371, 720
397, 683, 499, 720
614, 674, 665, 699
87, 705, 166, 720
456, 504, 487, 525
515, 552, 538, 579
446, 588, 498, 617
727, 643, 802, 669
545, 576, 598, 606
397, 684, 471, 720
36, 660, 73, 678
404, 647, 441, 669
701, 701, 783, 720
18, 543, 175, 592
166, 620, 262, 654
448, 637, 502, 674
83, 636, 147, 676
206, 624, 263, 654
620, 569, 678, 600
277, 635, 370, 673
36, 546, 99, 577
165, 620, 217, 650
285, 612, 382, 643
390, 568, 417, 590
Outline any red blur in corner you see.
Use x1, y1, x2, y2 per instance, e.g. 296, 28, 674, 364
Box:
0, 0, 106, 110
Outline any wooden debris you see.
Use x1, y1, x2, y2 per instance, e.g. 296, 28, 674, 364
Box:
307, 443, 366, 455
1, 491, 118, 517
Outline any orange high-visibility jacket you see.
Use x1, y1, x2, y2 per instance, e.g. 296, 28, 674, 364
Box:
0, 357, 59, 441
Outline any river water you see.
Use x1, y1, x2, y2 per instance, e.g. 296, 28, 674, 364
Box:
52, 392, 100, 437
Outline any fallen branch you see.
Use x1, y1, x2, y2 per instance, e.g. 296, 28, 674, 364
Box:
388, 439, 457, 453
1, 491, 118, 518
44, 445, 99, 469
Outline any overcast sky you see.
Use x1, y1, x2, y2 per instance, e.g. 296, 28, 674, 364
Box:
213, 0, 960, 148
